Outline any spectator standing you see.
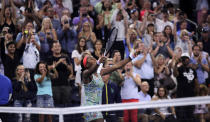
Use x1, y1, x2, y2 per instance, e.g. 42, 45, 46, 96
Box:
199, 26, 210, 55
34, 61, 58, 122
36, 0, 55, 9
152, 32, 174, 59
163, 24, 178, 50
109, 50, 124, 88
154, 54, 174, 92
45, 7, 61, 31
22, 34, 40, 79
110, 4, 129, 59
47, 41, 74, 107
128, 9, 142, 34
92, 40, 103, 60
176, 30, 193, 55
62, 0, 73, 14
0, 0, 17, 36
23, 0, 42, 29
121, 62, 142, 122
132, 42, 156, 96
53, 0, 70, 19
12, 65, 37, 122
78, 21, 97, 53
39, 17, 57, 60
72, 37, 87, 86
72, 5, 94, 32
173, 53, 199, 122
0, 74, 12, 122
57, 15, 77, 59
37, 0, 53, 18
95, 13, 109, 47
190, 44, 209, 84
16, 21, 40, 50
124, 29, 138, 58
0, 34, 25, 80
155, 11, 174, 33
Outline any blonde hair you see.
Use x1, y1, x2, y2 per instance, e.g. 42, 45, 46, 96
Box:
41, 17, 54, 32
15, 65, 28, 92
82, 21, 92, 32
133, 39, 142, 50
130, 29, 137, 36
180, 29, 189, 38
156, 54, 165, 62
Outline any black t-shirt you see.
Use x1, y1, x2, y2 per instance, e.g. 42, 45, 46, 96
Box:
176, 66, 197, 98
47, 55, 71, 86
0, 39, 25, 80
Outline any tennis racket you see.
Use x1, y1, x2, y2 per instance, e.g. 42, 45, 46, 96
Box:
104, 27, 118, 56
97, 27, 118, 74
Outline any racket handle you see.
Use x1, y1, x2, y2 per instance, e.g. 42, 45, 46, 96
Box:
129, 50, 135, 60
97, 63, 103, 74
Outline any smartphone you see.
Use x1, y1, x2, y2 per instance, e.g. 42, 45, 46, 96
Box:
64, 20, 69, 24
82, 13, 88, 17
127, 68, 130, 72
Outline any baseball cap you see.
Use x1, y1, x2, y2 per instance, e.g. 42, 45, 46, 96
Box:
181, 53, 190, 58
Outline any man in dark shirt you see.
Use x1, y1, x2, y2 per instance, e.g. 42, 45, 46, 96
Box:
47, 41, 74, 107
173, 53, 199, 122
0, 33, 26, 80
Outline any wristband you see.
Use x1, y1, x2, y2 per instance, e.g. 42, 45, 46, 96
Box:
97, 60, 100, 65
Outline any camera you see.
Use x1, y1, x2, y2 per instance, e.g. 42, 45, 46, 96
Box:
46, 32, 51, 35
126, 68, 130, 72
82, 13, 88, 17
64, 20, 69, 24
26, 8, 32, 13
24, 30, 29, 36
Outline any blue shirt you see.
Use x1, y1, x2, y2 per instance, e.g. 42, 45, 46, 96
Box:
34, 74, 53, 96
15, 33, 41, 45
138, 91, 151, 102
138, 91, 151, 113
0, 74, 12, 105
57, 28, 77, 54
190, 56, 208, 84
132, 54, 154, 79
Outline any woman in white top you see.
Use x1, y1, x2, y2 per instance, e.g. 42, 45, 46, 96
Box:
152, 86, 176, 122
72, 37, 87, 85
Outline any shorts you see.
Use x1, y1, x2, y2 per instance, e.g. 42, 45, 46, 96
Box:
37, 94, 54, 108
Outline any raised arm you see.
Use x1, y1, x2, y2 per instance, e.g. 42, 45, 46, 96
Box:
0, 39, 6, 64
0, 0, 5, 25
101, 58, 131, 76
131, 73, 141, 86
9, 0, 17, 25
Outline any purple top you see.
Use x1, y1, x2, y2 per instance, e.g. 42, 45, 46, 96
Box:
72, 16, 94, 28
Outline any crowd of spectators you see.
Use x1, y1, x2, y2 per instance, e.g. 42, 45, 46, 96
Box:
0, 0, 209, 122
